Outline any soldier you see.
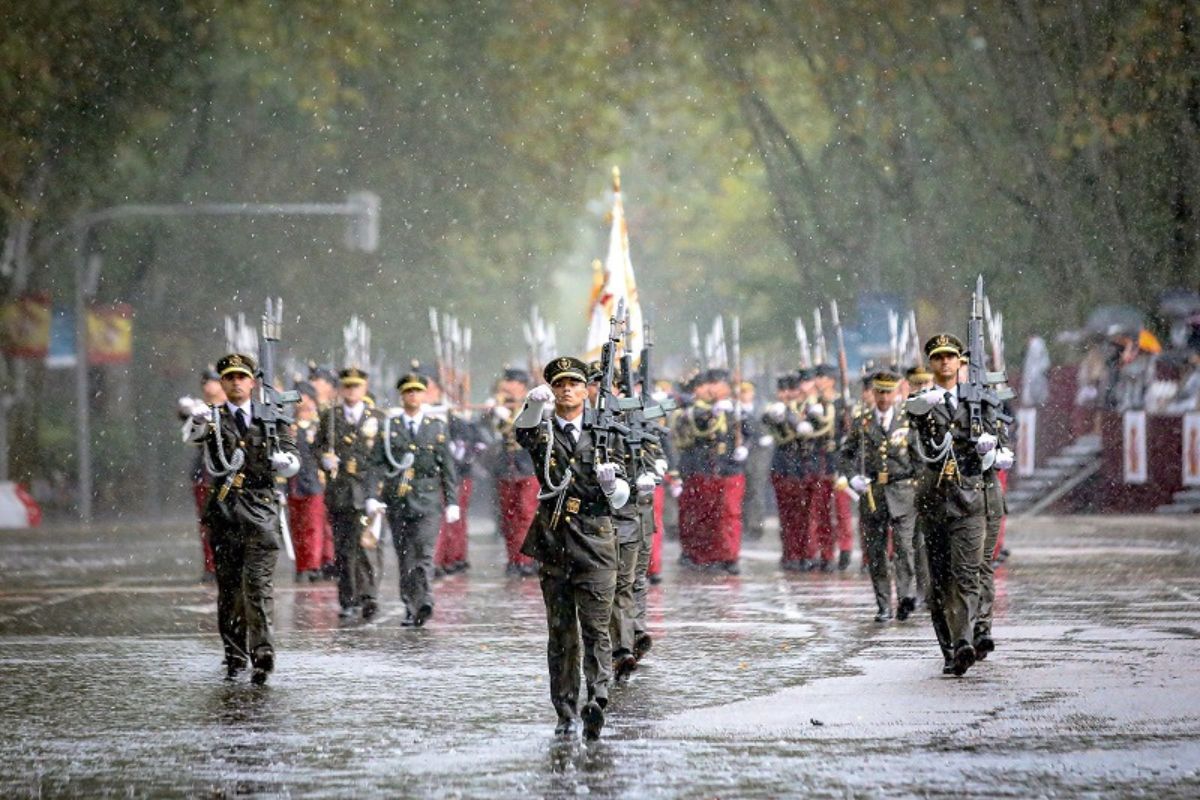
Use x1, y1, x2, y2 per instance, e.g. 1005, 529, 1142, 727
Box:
672, 369, 750, 574
486, 367, 541, 577
424, 370, 478, 577
317, 366, 386, 620
905, 364, 935, 598
365, 371, 459, 627
288, 381, 327, 582
907, 334, 1008, 676
308, 363, 339, 579
762, 372, 812, 570
976, 407, 1014, 659
840, 369, 919, 622
178, 367, 225, 582
184, 353, 300, 684
813, 364, 856, 571
738, 380, 770, 541
515, 356, 630, 740
799, 365, 840, 572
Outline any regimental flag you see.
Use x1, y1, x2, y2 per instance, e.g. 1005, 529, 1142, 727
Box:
584, 166, 644, 362
2, 292, 52, 359
87, 303, 133, 365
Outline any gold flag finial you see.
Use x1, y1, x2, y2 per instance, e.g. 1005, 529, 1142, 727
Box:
612, 165, 621, 192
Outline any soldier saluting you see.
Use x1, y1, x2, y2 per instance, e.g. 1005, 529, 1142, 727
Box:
515, 355, 631, 741
184, 352, 300, 684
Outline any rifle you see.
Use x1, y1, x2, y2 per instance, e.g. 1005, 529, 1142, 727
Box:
592, 300, 632, 469
259, 298, 300, 560
616, 314, 675, 476
829, 300, 854, 435
962, 276, 1015, 445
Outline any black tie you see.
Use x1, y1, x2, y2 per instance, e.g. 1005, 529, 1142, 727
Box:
409, 420, 418, 438
235, 408, 248, 435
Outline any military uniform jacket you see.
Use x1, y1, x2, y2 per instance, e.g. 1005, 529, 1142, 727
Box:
839, 404, 916, 512
762, 400, 811, 478
907, 385, 1008, 519
671, 401, 749, 478
487, 417, 537, 480
317, 403, 385, 511
516, 410, 624, 571
366, 413, 457, 518
805, 396, 840, 475
198, 402, 298, 530
290, 418, 325, 498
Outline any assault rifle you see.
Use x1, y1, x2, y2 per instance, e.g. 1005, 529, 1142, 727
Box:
592, 300, 632, 468
616, 315, 676, 473
259, 297, 300, 559
963, 276, 1015, 441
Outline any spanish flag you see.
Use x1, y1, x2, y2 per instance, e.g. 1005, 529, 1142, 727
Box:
87, 303, 133, 365
2, 293, 51, 359
584, 166, 644, 362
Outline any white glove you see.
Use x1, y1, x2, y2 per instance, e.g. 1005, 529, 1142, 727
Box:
270, 451, 300, 478
806, 402, 824, 420
653, 458, 669, 476
177, 396, 201, 417
796, 420, 815, 436
189, 403, 213, 424
596, 462, 619, 494
449, 440, 467, 461
321, 453, 340, 471
527, 384, 554, 404
492, 405, 512, 422
444, 504, 461, 524
713, 399, 734, 413
732, 445, 749, 462
975, 432, 998, 455
635, 473, 657, 492
669, 481, 683, 498
473, 441, 489, 452
849, 474, 870, 494
765, 402, 786, 422
995, 447, 1015, 471
365, 498, 387, 517
757, 433, 774, 448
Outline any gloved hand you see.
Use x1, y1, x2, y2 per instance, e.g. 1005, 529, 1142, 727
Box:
653, 458, 669, 477
321, 453, 340, 471
796, 420, 815, 436
365, 498, 387, 517
849, 474, 870, 494
177, 396, 202, 417
765, 401, 786, 422
270, 451, 300, 478
668, 481, 683, 498
806, 402, 825, 420
757, 433, 774, 448
473, 441, 489, 452
995, 447, 1015, 471
449, 440, 467, 461
191, 405, 213, 425
492, 405, 512, 422
527, 384, 554, 404
596, 462, 619, 494
444, 504, 461, 524
975, 432, 997, 455
732, 445, 749, 462
713, 398, 734, 413
636, 473, 657, 492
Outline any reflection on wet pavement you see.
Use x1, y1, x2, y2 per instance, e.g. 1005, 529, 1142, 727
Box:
1, 515, 1198, 797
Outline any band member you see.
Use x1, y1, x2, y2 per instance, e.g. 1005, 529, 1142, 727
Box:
184, 353, 299, 684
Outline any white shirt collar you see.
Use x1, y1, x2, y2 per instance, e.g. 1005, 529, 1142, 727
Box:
344, 401, 365, 423
554, 414, 582, 439
401, 409, 424, 428
876, 406, 894, 429
226, 400, 252, 418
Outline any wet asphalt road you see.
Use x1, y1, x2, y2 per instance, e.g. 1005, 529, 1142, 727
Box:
1, 514, 1199, 798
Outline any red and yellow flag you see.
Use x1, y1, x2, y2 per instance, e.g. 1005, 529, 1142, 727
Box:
2, 292, 52, 359
87, 303, 133, 365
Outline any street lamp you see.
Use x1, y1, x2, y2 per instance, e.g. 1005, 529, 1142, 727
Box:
72, 193, 380, 521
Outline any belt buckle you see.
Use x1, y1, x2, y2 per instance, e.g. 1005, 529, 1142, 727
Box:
877, 471, 889, 485
566, 497, 581, 514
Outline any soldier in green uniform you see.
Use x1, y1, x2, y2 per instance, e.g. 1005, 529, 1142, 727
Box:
905, 364, 936, 600
516, 356, 630, 740
185, 353, 300, 684
317, 366, 386, 620
907, 334, 1008, 676
366, 371, 459, 627
839, 369, 919, 622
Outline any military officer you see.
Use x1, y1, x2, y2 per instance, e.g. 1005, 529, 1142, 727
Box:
317, 366, 386, 620
905, 364, 936, 599
907, 334, 1008, 676
976, 410, 1014, 659
185, 353, 300, 684
515, 356, 630, 740
287, 381, 328, 582
366, 371, 459, 626
763, 372, 814, 570
178, 367, 225, 582
840, 369, 919, 622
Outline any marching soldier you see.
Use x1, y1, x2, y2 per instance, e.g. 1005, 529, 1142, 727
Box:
486, 367, 541, 577
423, 370, 479, 577
317, 366, 386, 620
907, 334, 1009, 676
366, 371, 459, 627
287, 381, 328, 582
905, 364, 935, 598
839, 369, 919, 622
178, 367, 225, 582
798, 366, 840, 572
976, 406, 1014, 658
515, 356, 630, 740
308, 363, 339, 579
762, 372, 812, 570
184, 353, 300, 684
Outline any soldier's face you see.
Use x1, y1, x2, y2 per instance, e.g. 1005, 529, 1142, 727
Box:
498, 379, 526, 401
312, 378, 334, 405
874, 388, 896, 411
402, 387, 426, 412
340, 382, 367, 405
202, 379, 226, 406
552, 378, 587, 414
220, 372, 255, 403
930, 353, 961, 382
298, 394, 317, 416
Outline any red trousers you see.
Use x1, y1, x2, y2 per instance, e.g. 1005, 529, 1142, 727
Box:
649, 484, 664, 577
288, 493, 328, 573
435, 477, 473, 569
772, 474, 809, 563
193, 482, 215, 574
497, 476, 539, 567
805, 476, 836, 562
679, 474, 745, 564
834, 488, 855, 553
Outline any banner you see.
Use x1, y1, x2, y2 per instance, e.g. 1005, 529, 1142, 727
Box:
1184, 413, 1200, 488
1122, 410, 1147, 484
87, 303, 133, 365
2, 292, 52, 359
584, 167, 643, 362
1016, 407, 1037, 477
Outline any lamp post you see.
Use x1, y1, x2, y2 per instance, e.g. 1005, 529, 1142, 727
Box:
72, 193, 380, 521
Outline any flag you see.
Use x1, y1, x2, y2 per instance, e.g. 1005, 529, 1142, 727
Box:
2, 292, 52, 359
584, 166, 644, 361
87, 303, 133, 365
